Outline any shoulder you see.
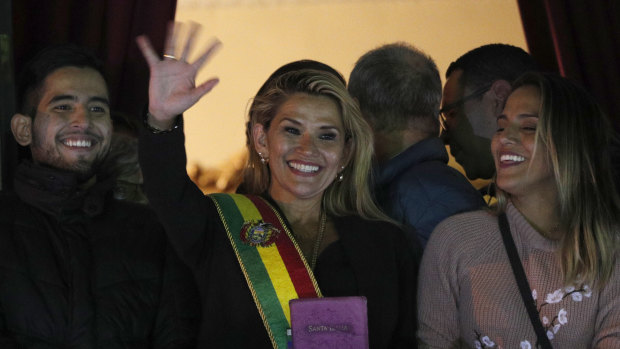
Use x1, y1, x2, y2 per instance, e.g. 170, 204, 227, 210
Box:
391, 161, 482, 201
426, 209, 499, 255
334, 215, 417, 253
0, 190, 20, 202
103, 196, 160, 221
0, 191, 22, 223
420, 210, 504, 286
0, 192, 19, 233
335, 215, 421, 270
0, 190, 20, 207
436, 208, 497, 228
335, 215, 402, 237
95, 197, 166, 239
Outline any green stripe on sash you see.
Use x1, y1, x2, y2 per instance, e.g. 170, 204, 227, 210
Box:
210, 193, 320, 349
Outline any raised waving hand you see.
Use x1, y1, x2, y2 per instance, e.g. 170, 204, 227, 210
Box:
136, 22, 221, 130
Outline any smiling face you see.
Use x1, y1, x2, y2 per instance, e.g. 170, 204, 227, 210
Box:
27, 66, 112, 177
492, 85, 555, 199
253, 93, 349, 202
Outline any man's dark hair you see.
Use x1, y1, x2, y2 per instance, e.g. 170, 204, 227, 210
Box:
446, 43, 538, 91
348, 42, 441, 134
17, 44, 106, 117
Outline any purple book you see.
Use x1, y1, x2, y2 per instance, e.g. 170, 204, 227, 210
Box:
289, 296, 369, 349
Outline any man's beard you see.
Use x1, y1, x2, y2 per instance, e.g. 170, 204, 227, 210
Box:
31, 137, 105, 181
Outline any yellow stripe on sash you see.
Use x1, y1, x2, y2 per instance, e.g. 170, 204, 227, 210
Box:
231, 195, 299, 323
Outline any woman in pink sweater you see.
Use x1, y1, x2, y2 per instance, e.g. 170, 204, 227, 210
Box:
418, 72, 620, 348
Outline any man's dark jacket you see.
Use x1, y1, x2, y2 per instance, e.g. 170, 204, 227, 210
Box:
375, 137, 486, 247
0, 161, 199, 348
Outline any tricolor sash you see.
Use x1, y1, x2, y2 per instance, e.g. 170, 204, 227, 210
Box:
209, 193, 322, 348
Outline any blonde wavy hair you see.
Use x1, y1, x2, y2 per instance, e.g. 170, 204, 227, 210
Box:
494, 72, 620, 287
243, 69, 389, 221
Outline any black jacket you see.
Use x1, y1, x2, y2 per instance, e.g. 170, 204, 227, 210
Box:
0, 161, 199, 348
139, 123, 419, 348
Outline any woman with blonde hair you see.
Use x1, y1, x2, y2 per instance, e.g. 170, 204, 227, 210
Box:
243, 65, 386, 221
136, 26, 418, 348
418, 72, 620, 348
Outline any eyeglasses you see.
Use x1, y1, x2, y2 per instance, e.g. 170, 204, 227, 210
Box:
438, 84, 492, 134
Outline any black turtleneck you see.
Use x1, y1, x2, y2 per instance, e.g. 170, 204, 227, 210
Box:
13, 161, 114, 222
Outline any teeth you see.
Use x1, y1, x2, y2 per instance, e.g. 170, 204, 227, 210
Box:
289, 161, 319, 173
500, 154, 525, 162
64, 139, 92, 148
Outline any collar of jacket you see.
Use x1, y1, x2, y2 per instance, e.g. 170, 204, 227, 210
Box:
13, 161, 114, 222
375, 137, 449, 186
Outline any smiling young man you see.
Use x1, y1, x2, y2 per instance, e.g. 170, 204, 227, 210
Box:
13, 65, 113, 177
0, 45, 198, 348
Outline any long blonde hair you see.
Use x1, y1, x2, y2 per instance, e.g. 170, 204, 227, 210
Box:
494, 72, 620, 287
243, 69, 389, 221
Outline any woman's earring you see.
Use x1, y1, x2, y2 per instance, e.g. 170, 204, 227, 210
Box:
337, 166, 345, 182
258, 152, 269, 165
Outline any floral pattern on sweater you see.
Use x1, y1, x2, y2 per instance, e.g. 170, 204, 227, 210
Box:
418, 203, 620, 348
473, 284, 593, 348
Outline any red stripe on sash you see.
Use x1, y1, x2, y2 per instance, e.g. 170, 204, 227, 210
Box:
248, 196, 319, 298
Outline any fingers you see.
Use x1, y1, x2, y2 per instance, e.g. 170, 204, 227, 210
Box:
180, 22, 200, 62
163, 21, 179, 58
135, 35, 160, 68
192, 39, 222, 72
195, 78, 220, 97
187, 78, 220, 106
160, 21, 221, 69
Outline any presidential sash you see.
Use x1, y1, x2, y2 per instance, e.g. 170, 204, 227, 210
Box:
209, 193, 322, 348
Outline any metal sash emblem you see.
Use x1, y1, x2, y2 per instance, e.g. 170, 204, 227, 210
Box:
240, 220, 281, 247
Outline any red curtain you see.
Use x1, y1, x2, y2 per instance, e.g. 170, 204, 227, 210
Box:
12, 0, 177, 118
517, 0, 620, 128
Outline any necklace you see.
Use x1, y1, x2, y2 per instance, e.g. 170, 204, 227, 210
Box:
310, 210, 327, 270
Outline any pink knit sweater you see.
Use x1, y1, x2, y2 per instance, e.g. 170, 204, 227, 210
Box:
417, 202, 620, 348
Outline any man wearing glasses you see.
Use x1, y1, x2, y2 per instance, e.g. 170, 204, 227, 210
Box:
349, 43, 484, 247
441, 44, 538, 181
